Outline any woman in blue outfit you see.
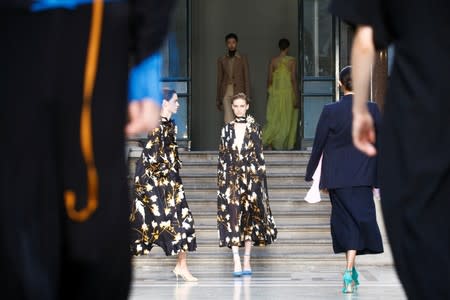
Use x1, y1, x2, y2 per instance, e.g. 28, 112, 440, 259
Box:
305, 66, 384, 294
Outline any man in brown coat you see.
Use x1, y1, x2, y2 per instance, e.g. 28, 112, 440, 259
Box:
217, 33, 251, 123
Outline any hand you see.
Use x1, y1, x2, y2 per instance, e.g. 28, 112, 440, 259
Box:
352, 108, 377, 156
320, 188, 328, 193
126, 99, 160, 136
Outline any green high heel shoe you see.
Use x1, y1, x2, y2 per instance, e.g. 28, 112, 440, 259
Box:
342, 270, 354, 294
352, 267, 360, 287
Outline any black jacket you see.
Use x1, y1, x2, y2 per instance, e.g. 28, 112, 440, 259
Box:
305, 94, 382, 189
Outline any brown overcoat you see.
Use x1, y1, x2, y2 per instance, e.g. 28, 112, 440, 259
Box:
216, 53, 250, 104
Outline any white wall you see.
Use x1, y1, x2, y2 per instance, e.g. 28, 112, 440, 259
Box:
191, 0, 299, 150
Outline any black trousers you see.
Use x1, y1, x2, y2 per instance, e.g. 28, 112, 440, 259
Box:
380, 85, 450, 298
1, 4, 131, 299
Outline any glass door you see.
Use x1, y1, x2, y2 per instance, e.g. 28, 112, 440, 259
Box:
299, 0, 336, 148
160, 0, 192, 149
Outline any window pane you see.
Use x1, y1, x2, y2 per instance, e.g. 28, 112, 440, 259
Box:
161, 1, 188, 78
173, 97, 188, 140
303, 96, 332, 139
161, 81, 188, 95
303, 80, 334, 95
303, 0, 333, 77
339, 21, 354, 70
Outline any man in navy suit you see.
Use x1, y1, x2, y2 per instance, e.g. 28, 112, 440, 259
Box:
305, 66, 383, 293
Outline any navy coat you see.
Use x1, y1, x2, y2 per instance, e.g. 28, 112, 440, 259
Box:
305, 94, 382, 189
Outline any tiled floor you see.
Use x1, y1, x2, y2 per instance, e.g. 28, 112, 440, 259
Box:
130, 257, 406, 300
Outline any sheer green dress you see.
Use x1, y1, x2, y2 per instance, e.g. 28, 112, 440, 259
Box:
262, 56, 299, 150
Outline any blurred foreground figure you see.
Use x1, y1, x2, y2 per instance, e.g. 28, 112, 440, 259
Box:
330, 0, 450, 299
0, 0, 175, 299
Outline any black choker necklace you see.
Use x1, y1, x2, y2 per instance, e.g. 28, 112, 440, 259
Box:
228, 50, 236, 57
235, 116, 247, 124
161, 116, 171, 123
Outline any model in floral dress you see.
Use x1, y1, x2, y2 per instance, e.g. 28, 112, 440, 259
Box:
217, 93, 277, 277
130, 89, 197, 281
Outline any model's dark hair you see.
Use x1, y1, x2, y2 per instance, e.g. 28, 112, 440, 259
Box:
232, 93, 250, 104
225, 33, 238, 42
339, 66, 353, 91
162, 88, 177, 101
278, 38, 290, 51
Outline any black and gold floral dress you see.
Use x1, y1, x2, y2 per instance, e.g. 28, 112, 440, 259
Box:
130, 117, 197, 256
217, 115, 277, 248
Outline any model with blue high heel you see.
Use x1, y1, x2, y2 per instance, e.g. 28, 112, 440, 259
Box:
232, 242, 253, 277
342, 269, 354, 293
342, 250, 358, 294
232, 247, 242, 277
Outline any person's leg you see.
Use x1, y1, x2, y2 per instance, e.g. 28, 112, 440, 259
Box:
243, 241, 252, 272
345, 250, 357, 270
174, 251, 197, 281
232, 245, 242, 275
223, 84, 234, 123
0, 9, 63, 300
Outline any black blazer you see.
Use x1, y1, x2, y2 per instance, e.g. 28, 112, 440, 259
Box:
305, 94, 382, 189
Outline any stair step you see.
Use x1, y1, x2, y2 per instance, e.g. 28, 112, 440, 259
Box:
187, 200, 330, 212
182, 245, 334, 256
180, 150, 313, 162
132, 253, 345, 264
128, 149, 313, 162
194, 226, 331, 241
184, 188, 327, 200
181, 175, 309, 187
191, 208, 331, 216
193, 214, 330, 227
179, 165, 308, 176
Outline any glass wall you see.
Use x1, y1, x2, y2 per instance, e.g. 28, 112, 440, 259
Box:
160, 0, 190, 144
303, 0, 333, 77
301, 0, 335, 142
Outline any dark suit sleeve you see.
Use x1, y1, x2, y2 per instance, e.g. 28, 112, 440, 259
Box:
305, 106, 330, 181
130, 0, 177, 64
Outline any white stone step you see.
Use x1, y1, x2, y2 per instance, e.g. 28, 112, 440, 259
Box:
128, 149, 313, 163
179, 164, 308, 176
193, 214, 330, 227
186, 200, 331, 212
194, 225, 331, 241
184, 188, 325, 201
181, 174, 310, 187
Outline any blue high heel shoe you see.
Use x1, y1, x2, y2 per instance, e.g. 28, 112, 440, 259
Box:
233, 271, 243, 277
342, 270, 354, 294
352, 267, 360, 287
242, 270, 252, 276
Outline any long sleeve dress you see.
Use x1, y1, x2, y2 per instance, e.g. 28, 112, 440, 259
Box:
217, 115, 277, 248
130, 118, 197, 256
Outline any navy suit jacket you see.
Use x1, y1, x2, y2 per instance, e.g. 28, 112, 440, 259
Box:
305, 94, 382, 189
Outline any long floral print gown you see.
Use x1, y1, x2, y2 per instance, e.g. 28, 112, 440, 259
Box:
217, 115, 277, 248
130, 118, 197, 256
